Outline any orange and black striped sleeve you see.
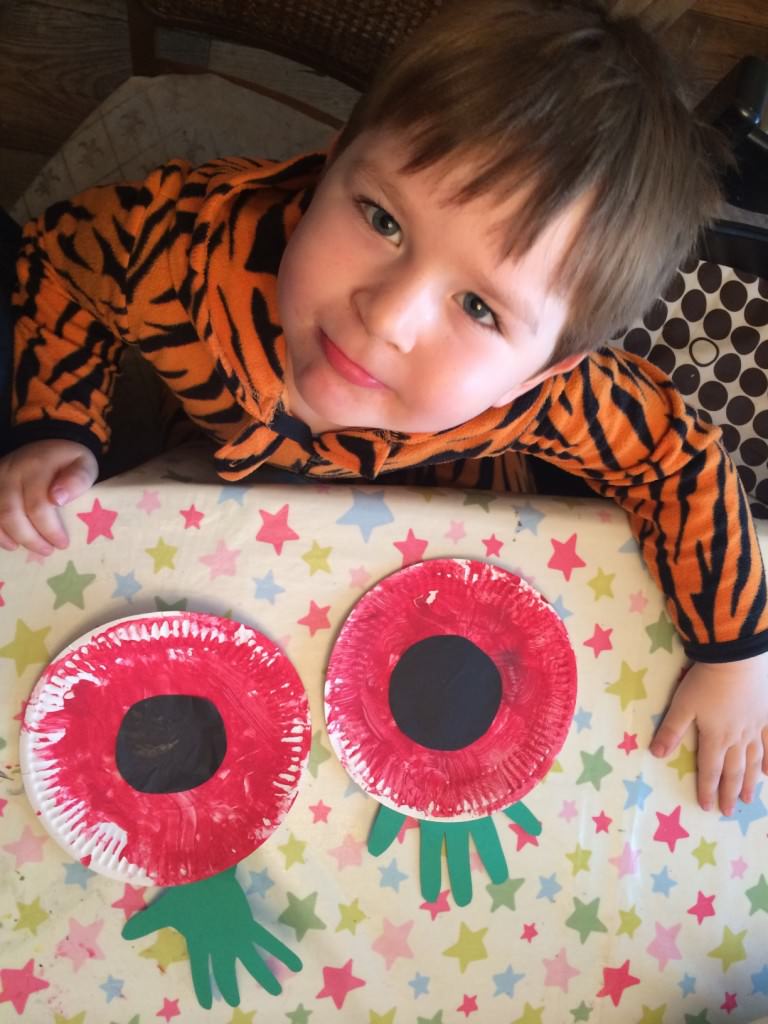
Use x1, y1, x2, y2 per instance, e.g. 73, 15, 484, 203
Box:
503, 348, 768, 662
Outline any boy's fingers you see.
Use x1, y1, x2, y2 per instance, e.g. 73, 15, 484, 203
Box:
719, 745, 746, 816
49, 454, 98, 506
0, 494, 55, 556
650, 700, 692, 758
0, 524, 18, 551
695, 732, 725, 812
23, 479, 69, 550
739, 741, 762, 803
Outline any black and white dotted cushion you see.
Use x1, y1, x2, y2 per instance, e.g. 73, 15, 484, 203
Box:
618, 257, 768, 518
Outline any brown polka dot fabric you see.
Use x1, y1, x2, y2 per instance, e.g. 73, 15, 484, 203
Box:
618, 262, 768, 518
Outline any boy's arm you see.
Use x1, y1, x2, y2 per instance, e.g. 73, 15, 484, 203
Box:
10, 178, 162, 457
512, 347, 768, 660
509, 348, 768, 814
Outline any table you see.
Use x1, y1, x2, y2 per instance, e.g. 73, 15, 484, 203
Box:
1, 449, 767, 1023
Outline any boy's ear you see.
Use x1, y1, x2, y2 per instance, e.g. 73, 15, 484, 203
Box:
491, 351, 588, 408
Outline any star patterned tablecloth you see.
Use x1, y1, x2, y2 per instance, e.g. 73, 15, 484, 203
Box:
1, 449, 768, 1024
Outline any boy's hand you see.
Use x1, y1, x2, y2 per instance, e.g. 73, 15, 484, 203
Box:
651, 653, 768, 815
0, 439, 98, 555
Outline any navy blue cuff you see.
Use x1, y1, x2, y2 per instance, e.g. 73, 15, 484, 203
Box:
7, 420, 104, 466
683, 628, 768, 663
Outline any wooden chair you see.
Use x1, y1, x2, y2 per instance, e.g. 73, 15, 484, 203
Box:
126, 0, 445, 92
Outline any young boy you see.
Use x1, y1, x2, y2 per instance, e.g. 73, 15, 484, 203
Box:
1, 0, 767, 816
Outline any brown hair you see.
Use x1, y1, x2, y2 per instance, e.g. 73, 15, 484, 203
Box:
333, 0, 730, 365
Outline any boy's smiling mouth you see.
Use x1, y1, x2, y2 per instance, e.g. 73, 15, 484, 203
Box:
319, 329, 388, 390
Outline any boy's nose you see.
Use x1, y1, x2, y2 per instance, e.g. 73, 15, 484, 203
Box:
352, 267, 437, 353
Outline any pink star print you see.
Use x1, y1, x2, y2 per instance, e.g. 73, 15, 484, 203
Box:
55, 918, 105, 971
396, 817, 420, 843
111, 884, 147, 918
309, 800, 331, 823
583, 624, 613, 658
255, 503, 299, 554
721, 992, 738, 1014
596, 959, 640, 1006
482, 533, 504, 557
543, 948, 580, 991
316, 959, 366, 1009
420, 890, 451, 920
547, 533, 586, 581
180, 504, 204, 529
328, 834, 365, 870
458, 994, 478, 1017
628, 590, 648, 613
199, 540, 240, 579
618, 732, 638, 755
730, 857, 748, 879
393, 528, 429, 567
508, 822, 540, 850
297, 600, 331, 637
137, 489, 161, 514
0, 581, 4, 607
157, 997, 181, 1021
77, 498, 118, 543
609, 842, 641, 878
445, 520, 466, 543
560, 800, 578, 823
521, 923, 538, 942
646, 921, 682, 971
3, 825, 45, 867
592, 811, 612, 833
0, 959, 49, 1014
653, 805, 689, 852
688, 891, 716, 925
372, 919, 415, 969
0, 798, 6, 817
349, 565, 371, 588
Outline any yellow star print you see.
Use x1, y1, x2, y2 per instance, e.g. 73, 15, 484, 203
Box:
588, 567, 615, 599
302, 540, 332, 575
617, 905, 642, 938
512, 1004, 544, 1024
370, 1011, 396, 1024
229, 1010, 256, 1024
692, 837, 717, 868
667, 744, 695, 780
0, 619, 50, 676
337, 898, 367, 934
637, 1006, 667, 1024
145, 537, 177, 572
443, 922, 488, 972
138, 927, 188, 968
54, 1014, 85, 1024
15, 898, 48, 935
278, 833, 307, 868
606, 661, 648, 710
708, 925, 747, 972
566, 844, 592, 875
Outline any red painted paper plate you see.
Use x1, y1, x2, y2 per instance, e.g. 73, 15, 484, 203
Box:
325, 558, 577, 821
20, 612, 310, 886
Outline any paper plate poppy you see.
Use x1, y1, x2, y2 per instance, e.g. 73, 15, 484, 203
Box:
21, 612, 310, 886
325, 558, 577, 820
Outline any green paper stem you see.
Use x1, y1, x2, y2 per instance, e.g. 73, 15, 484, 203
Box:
368, 799, 542, 908
122, 866, 302, 1009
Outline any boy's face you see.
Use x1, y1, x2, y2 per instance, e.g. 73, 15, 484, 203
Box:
278, 129, 588, 435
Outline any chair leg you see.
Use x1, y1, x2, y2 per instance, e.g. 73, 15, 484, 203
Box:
126, 0, 159, 76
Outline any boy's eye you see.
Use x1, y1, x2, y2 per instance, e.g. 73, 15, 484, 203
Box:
359, 199, 402, 241
461, 292, 497, 329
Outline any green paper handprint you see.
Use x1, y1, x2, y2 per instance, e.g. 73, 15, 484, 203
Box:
368, 801, 541, 907
122, 866, 301, 1008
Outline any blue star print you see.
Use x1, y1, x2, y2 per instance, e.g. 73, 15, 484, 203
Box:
493, 965, 525, 997
112, 571, 142, 602
379, 857, 408, 892
253, 570, 285, 604
336, 490, 394, 541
